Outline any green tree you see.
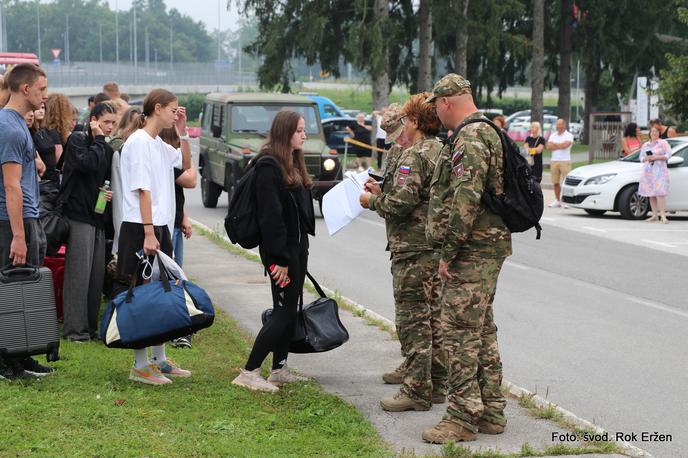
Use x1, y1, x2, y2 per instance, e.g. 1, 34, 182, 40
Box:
575, 0, 684, 142
660, 3, 688, 122
2, 0, 214, 63
434, 0, 531, 104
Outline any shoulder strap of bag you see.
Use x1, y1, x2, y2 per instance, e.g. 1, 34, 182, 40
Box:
305, 271, 327, 298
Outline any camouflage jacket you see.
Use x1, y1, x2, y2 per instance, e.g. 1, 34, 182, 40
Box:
370, 137, 443, 254
426, 112, 512, 262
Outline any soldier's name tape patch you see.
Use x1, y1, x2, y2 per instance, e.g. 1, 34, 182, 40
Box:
398, 165, 411, 174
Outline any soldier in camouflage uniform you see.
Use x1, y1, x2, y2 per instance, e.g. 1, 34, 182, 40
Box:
422, 74, 512, 443
375, 104, 413, 385
360, 93, 446, 411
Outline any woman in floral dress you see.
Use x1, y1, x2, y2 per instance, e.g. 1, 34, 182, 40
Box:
638, 126, 672, 223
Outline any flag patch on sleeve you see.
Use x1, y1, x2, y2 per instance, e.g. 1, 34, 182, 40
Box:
451, 147, 464, 163
399, 165, 411, 174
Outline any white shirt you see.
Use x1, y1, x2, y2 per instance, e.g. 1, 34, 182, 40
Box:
375, 116, 387, 140
120, 129, 182, 227
548, 130, 574, 161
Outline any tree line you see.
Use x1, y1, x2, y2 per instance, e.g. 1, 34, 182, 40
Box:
2, 0, 216, 64
237, 0, 688, 139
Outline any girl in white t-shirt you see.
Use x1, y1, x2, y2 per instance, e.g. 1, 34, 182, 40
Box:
116, 88, 192, 385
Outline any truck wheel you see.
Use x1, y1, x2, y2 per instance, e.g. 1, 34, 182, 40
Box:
618, 185, 648, 220
201, 172, 222, 208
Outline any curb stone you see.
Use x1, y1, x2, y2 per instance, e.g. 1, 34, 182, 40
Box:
190, 218, 651, 458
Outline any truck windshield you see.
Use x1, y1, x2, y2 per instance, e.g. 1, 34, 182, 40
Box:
231, 105, 320, 135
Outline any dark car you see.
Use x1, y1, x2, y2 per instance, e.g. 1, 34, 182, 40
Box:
198, 93, 342, 210
322, 116, 375, 155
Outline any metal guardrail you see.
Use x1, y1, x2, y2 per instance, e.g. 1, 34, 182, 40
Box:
43, 61, 256, 88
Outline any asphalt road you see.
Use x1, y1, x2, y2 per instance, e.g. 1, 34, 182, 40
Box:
185, 146, 687, 456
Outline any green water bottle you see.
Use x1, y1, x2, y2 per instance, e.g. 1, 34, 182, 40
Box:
94, 180, 111, 215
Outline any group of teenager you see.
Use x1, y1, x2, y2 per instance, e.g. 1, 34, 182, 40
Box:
0, 64, 196, 383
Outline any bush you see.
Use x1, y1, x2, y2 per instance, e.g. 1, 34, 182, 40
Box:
178, 93, 206, 122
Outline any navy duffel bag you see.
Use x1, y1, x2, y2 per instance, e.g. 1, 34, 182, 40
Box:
101, 254, 214, 349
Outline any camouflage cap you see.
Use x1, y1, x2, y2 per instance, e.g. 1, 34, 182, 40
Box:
425, 73, 472, 103
381, 103, 404, 144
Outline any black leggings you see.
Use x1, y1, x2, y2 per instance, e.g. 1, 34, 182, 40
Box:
246, 246, 308, 371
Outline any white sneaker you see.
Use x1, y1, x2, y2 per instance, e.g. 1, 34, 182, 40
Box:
267, 365, 310, 386
232, 368, 279, 392
548, 200, 562, 208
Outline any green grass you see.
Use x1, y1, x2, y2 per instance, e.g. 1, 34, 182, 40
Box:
0, 313, 390, 457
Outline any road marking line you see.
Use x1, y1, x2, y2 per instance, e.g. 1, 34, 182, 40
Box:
642, 239, 677, 248
583, 226, 607, 233
505, 261, 531, 270
628, 297, 688, 320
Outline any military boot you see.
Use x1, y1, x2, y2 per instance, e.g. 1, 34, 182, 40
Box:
477, 418, 505, 435
431, 393, 446, 404
422, 419, 477, 444
382, 364, 405, 384
380, 391, 431, 412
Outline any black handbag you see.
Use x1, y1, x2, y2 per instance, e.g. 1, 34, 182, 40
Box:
39, 180, 71, 257
261, 271, 349, 353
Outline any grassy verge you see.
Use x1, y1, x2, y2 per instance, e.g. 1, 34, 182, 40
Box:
0, 307, 390, 457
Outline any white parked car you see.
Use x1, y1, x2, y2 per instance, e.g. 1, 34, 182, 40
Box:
561, 137, 688, 219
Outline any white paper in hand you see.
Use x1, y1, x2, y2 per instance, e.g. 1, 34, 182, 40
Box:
322, 169, 372, 235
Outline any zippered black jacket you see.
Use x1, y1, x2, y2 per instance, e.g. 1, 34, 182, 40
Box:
60, 131, 113, 229
254, 155, 315, 267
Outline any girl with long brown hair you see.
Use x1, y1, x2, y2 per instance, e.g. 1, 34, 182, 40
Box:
232, 110, 315, 392
44, 93, 75, 145
117, 88, 192, 385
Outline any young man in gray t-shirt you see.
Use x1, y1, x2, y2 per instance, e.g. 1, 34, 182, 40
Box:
0, 64, 52, 380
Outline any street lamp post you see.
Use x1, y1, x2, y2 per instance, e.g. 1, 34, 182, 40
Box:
99, 23, 103, 63
115, 0, 119, 70
36, 1, 42, 62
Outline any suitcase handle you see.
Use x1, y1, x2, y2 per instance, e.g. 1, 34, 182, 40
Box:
0, 265, 40, 283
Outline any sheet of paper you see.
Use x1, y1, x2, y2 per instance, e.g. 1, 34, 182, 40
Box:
322, 170, 373, 236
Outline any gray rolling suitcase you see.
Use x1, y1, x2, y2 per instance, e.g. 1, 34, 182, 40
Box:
0, 265, 60, 362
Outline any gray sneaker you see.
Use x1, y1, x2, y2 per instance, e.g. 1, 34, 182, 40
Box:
267, 365, 309, 386
232, 368, 279, 393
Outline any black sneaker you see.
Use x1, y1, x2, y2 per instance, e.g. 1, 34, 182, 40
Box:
170, 336, 192, 349
20, 357, 55, 376
1, 358, 39, 380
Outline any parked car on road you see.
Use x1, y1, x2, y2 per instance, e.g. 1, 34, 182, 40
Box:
198, 93, 342, 211
322, 116, 374, 155
561, 137, 688, 219
301, 93, 346, 119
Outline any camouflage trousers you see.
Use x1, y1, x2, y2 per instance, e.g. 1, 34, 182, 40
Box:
391, 251, 447, 406
441, 254, 507, 433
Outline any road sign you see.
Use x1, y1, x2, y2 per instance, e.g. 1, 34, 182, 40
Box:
51, 48, 61, 60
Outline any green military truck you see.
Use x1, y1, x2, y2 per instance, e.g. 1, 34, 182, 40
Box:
198, 93, 343, 211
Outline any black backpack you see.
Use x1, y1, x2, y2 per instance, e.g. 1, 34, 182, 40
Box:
224, 155, 279, 248
454, 118, 544, 239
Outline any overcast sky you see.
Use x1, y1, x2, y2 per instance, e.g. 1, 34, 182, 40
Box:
104, 0, 242, 32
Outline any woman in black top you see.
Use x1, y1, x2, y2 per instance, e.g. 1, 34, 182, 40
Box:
232, 110, 316, 392
31, 102, 63, 185
61, 102, 117, 341
524, 121, 546, 183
